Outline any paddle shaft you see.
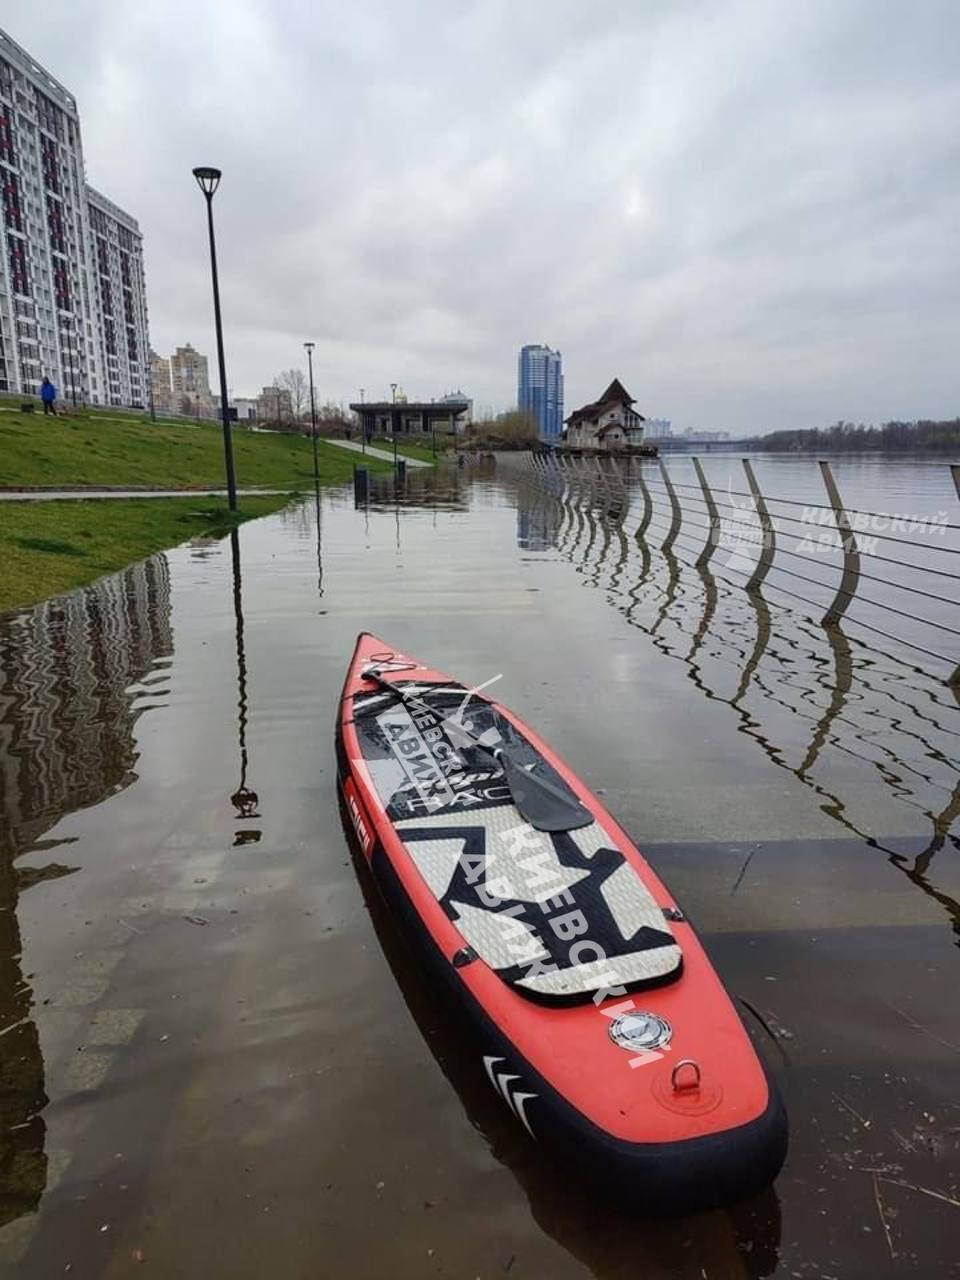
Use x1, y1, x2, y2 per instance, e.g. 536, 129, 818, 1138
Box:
360, 668, 592, 830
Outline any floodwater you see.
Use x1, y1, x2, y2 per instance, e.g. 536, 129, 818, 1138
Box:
0, 455, 958, 1278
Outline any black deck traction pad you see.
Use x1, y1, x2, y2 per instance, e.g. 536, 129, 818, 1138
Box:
352, 682, 681, 1004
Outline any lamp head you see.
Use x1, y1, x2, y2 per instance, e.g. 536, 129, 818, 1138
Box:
193, 166, 222, 197
304, 341, 315, 353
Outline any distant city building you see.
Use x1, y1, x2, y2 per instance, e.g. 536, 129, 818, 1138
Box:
212, 394, 258, 422
149, 349, 173, 414
169, 343, 214, 416
564, 378, 645, 450
230, 397, 258, 422
518, 344, 563, 439
439, 388, 472, 422
679, 427, 730, 442
0, 28, 150, 406
644, 418, 672, 440
256, 385, 293, 421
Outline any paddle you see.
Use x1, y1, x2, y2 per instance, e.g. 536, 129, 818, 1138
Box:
361, 668, 593, 833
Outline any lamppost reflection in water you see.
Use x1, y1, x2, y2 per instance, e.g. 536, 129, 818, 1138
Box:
314, 479, 324, 602
228, 528, 261, 844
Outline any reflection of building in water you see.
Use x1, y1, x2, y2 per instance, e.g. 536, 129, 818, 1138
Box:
0, 555, 172, 1230
517, 502, 561, 551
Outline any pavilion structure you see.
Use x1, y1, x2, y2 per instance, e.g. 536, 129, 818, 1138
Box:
349, 397, 470, 441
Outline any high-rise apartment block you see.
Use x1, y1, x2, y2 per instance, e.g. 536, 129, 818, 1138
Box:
0, 28, 150, 406
518, 344, 563, 439
149, 348, 173, 415
169, 343, 213, 415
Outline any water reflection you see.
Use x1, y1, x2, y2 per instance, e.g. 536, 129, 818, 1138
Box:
0, 557, 173, 1230
517, 502, 561, 551
342, 798, 782, 1278
313, 480, 324, 601
517, 468, 960, 938
364, 463, 470, 513
228, 529, 261, 844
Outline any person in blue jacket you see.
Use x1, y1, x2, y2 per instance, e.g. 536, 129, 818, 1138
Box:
40, 377, 58, 416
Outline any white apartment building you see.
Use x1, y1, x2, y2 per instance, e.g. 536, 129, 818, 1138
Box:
86, 185, 149, 407
0, 28, 149, 406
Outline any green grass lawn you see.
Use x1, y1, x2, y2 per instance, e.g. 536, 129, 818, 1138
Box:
0, 407, 393, 490
0, 494, 291, 615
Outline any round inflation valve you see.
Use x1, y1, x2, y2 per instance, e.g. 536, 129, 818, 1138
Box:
608, 1010, 672, 1053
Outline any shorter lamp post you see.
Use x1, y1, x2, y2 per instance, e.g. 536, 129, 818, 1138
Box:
390, 382, 398, 471
359, 388, 366, 454
193, 165, 237, 510
304, 341, 319, 481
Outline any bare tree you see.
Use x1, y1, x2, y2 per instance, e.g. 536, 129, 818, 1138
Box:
316, 400, 349, 438
275, 368, 309, 420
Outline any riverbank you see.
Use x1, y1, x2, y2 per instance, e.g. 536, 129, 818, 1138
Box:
0, 494, 289, 615
0, 407, 393, 490
0, 407, 401, 613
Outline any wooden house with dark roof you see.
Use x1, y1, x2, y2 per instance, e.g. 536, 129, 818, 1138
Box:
563, 378, 646, 450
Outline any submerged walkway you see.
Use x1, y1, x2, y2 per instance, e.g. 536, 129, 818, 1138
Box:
325, 439, 432, 467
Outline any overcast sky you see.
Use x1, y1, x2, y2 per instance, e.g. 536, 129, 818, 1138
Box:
6, 1, 958, 430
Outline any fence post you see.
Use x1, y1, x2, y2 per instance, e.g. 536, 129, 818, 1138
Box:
635, 465, 653, 542
951, 466, 960, 685
692, 456, 721, 567
659, 460, 682, 551
743, 458, 776, 591
819, 460, 861, 625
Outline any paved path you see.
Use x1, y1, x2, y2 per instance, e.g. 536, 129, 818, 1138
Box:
324, 438, 432, 467
0, 488, 292, 502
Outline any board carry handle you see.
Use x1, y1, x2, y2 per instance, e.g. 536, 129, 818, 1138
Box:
672, 1060, 702, 1093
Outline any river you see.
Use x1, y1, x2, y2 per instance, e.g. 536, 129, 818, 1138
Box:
0, 455, 958, 1278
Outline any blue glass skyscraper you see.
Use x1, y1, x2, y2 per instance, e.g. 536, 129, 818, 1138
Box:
518, 345, 563, 439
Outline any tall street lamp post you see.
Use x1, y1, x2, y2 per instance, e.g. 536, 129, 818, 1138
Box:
359, 388, 366, 454
193, 166, 238, 511
304, 341, 319, 481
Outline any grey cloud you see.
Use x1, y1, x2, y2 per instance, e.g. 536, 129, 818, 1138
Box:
5, 0, 958, 428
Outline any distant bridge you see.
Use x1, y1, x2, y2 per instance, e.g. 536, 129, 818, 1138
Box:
655, 437, 758, 452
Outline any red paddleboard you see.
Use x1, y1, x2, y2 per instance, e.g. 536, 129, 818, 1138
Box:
337, 632, 787, 1213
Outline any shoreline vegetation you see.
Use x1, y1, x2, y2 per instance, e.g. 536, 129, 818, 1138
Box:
0, 406, 398, 615
742, 418, 960, 453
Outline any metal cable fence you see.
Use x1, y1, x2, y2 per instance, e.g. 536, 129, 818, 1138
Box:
524, 450, 960, 684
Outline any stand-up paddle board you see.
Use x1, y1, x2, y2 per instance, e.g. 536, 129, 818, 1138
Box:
336, 633, 787, 1213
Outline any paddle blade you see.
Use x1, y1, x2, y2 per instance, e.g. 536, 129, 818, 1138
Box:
498, 750, 593, 832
